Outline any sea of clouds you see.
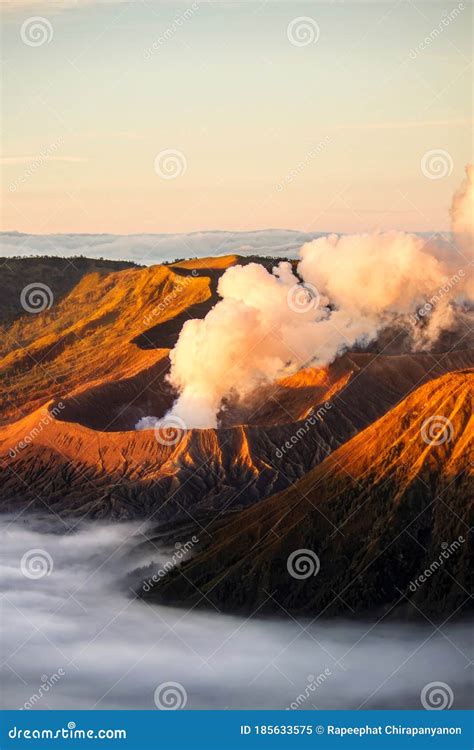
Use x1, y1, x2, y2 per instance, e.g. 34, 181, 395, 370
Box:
0, 229, 324, 265
0, 515, 472, 710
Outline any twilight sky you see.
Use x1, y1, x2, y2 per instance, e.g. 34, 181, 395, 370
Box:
1, 0, 472, 235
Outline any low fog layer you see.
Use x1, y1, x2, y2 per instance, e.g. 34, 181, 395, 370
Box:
0, 229, 322, 264
0, 516, 471, 710
158, 167, 473, 428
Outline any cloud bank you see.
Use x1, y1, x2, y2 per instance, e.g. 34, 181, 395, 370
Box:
0, 229, 322, 265
1, 515, 471, 710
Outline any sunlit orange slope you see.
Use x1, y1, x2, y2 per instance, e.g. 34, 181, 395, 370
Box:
0, 257, 240, 426
1, 257, 473, 529
145, 369, 473, 617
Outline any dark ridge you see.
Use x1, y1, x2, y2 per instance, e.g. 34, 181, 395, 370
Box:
0, 256, 138, 326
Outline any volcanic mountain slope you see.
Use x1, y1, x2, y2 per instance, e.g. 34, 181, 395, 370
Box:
1, 350, 472, 522
0, 255, 237, 426
144, 370, 473, 618
0, 256, 137, 327
1, 255, 473, 523
0, 254, 283, 428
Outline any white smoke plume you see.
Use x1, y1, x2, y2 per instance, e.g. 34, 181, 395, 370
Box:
140, 168, 472, 429
450, 164, 474, 301
451, 164, 474, 243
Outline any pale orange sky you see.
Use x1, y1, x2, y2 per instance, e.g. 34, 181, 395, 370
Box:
1, 0, 472, 234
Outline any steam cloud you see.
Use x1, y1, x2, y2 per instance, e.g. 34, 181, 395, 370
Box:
451, 164, 474, 242
141, 168, 473, 429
